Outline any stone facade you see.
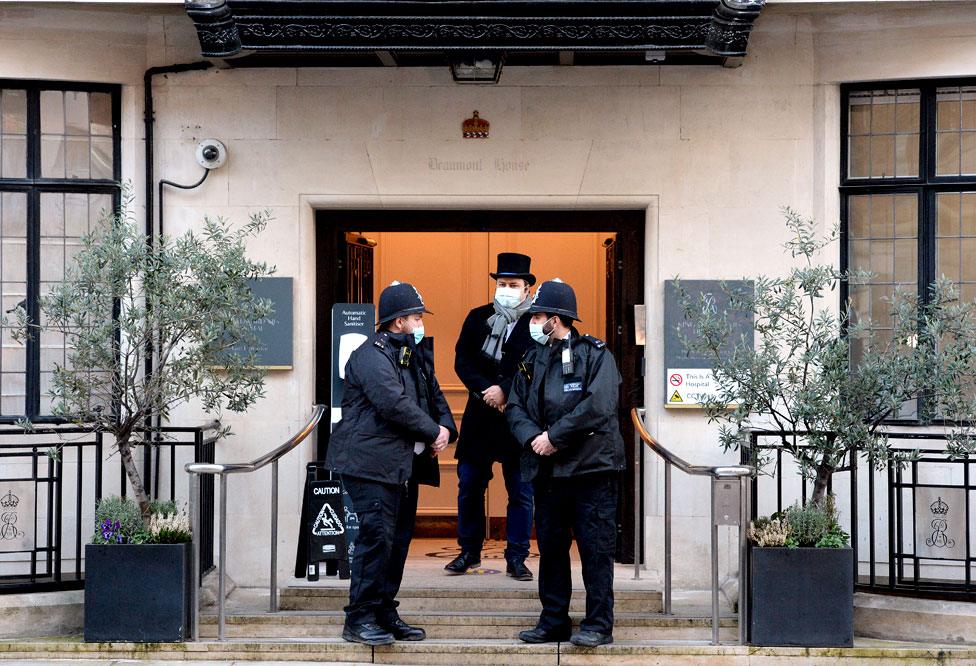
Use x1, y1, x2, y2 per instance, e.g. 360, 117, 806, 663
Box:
0, 1, 974, 588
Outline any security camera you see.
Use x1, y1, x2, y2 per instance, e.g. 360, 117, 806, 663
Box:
195, 139, 228, 170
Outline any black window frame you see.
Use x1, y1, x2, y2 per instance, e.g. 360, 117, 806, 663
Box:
0, 79, 121, 423
841, 77, 976, 423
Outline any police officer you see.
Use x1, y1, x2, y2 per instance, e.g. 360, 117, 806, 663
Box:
506, 279, 625, 648
446, 253, 536, 580
326, 281, 458, 646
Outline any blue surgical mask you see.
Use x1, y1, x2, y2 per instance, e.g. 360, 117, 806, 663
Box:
412, 326, 425, 345
495, 286, 524, 309
529, 318, 554, 345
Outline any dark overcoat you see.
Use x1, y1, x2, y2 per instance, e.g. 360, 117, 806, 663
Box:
326, 331, 457, 487
506, 331, 626, 482
453, 303, 534, 464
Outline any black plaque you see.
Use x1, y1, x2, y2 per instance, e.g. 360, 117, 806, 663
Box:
225, 277, 294, 370
663, 280, 753, 407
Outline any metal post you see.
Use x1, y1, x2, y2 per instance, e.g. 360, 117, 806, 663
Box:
633, 425, 641, 579
710, 480, 719, 646
270, 460, 279, 613
664, 460, 672, 615
738, 476, 749, 645
190, 472, 200, 642
218, 473, 227, 641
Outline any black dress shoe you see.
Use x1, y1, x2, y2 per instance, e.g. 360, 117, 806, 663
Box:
380, 618, 426, 641
444, 551, 481, 575
570, 630, 613, 647
341, 622, 395, 646
517, 625, 572, 643
506, 560, 534, 581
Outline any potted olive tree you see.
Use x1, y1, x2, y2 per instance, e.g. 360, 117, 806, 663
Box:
676, 208, 976, 647
11, 192, 274, 642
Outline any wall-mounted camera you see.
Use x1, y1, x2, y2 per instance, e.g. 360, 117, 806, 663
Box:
195, 139, 228, 170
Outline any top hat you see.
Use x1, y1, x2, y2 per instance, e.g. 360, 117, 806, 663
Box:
489, 252, 536, 286
529, 278, 580, 322
378, 281, 432, 325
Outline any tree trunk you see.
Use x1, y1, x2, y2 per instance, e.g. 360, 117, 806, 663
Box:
811, 457, 832, 504
118, 435, 151, 519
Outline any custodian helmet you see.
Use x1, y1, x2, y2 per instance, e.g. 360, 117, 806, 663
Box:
377, 281, 432, 325
529, 278, 580, 322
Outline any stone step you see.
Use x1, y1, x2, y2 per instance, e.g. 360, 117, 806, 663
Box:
279, 586, 662, 613
0, 638, 974, 665
199, 610, 736, 641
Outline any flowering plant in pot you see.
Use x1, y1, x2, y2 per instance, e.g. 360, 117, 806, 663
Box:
676, 209, 976, 646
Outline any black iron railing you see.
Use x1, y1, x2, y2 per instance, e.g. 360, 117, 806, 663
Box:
744, 430, 975, 601
0, 422, 219, 594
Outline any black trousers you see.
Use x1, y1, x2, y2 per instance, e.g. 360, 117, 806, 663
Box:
341, 475, 418, 625
533, 471, 618, 635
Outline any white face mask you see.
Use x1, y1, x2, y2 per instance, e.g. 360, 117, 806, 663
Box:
529, 317, 555, 345
495, 286, 524, 309
411, 326, 425, 345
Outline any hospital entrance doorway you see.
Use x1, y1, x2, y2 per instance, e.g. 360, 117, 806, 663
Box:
316, 210, 645, 562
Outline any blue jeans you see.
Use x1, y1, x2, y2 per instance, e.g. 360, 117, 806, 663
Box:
456, 455, 533, 562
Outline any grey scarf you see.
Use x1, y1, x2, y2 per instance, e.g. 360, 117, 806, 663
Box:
481, 298, 531, 362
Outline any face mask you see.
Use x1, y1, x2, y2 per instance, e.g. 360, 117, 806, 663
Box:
529, 317, 554, 345
411, 326, 425, 345
495, 286, 524, 309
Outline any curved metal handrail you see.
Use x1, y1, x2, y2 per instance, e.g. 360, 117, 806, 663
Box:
186, 404, 326, 476
184, 404, 327, 642
631, 407, 752, 478
630, 407, 753, 646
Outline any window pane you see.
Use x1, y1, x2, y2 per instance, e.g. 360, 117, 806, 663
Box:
64, 91, 88, 136
936, 132, 961, 175
89, 93, 112, 136
0, 192, 26, 238
936, 192, 976, 303
91, 137, 112, 179
870, 135, 895, 178
894, 194, 916, 237
937, 193, 960, 236
40, 90, 64, 135
895, 134, 919, 178
41, 136, 65, 178
850, 99, 871, 135
937, 238, 960, 281
849, 136, 870, 178
849, 195, 870, 238
65, 136, 90, 179
937, 97, 961, 131
0, 136, 26, 179
962, 131, 976, 175
1, 90, 26, 135
894, 239, 917, 284
870, 195, 894, 237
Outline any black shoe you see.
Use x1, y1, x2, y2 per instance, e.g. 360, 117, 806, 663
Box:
341, 622, 395, 646
518, 625, 572, 643
570, 630, 613, 647
444, 551, 481, 575
506, 560, 533, 581
380, 618, 426, 641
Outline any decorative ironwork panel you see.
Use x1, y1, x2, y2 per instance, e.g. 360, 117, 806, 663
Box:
914, 486, 966, 560
185, 0, 765, 61
0, 480, 34, 552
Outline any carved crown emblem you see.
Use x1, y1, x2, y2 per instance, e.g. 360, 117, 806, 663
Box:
462, 110, 490, 139
930, 496, 949, 516
0, 491, 19, 509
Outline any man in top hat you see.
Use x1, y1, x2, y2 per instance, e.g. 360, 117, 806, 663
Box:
506, 279, 625, 648
326, 281, 457, 646
445, 253, 536, 580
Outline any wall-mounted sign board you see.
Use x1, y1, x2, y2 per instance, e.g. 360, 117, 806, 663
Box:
663, 280, 753, 408
331, 303, 377, 426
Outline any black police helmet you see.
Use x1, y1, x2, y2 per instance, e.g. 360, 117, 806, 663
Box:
377, 281, 432, 325
529, 278, 580, 322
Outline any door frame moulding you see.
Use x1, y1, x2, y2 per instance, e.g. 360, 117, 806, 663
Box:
298, 192, 658, 563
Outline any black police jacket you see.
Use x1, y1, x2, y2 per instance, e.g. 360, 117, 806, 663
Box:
326, 331, 457, 486
506, 331, 625, 481
453, 304, 534, 463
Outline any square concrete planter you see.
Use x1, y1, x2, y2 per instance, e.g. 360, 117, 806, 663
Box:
749, 546, 853, 647
84, 543, 192, 642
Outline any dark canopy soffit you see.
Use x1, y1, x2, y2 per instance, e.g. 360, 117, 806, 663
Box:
184, 0, 765, 65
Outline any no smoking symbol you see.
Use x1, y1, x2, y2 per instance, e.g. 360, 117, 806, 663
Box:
669, 374, 683, 386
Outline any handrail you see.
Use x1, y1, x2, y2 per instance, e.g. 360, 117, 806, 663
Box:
630, 407, 753, 646
185, 404, 326, 641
